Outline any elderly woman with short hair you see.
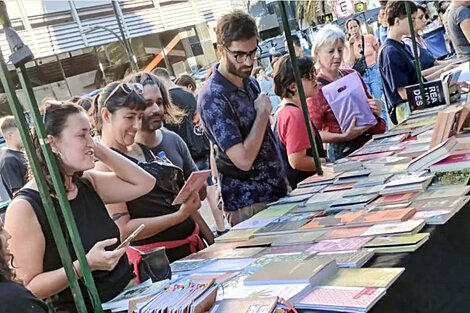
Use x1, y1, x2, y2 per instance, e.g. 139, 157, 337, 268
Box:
307, 24, 386, 161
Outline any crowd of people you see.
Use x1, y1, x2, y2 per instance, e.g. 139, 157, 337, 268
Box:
0, 0, 468, 311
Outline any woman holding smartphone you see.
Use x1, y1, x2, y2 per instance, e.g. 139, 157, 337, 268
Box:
5, 102, 155, 312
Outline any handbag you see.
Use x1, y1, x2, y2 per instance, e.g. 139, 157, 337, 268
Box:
321, 71, 377, 133
130, 246, 172, 283
352, 36, 367, 76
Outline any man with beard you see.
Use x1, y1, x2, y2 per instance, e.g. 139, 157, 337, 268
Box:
197, 11, 288, 226
134, 72, 214, 244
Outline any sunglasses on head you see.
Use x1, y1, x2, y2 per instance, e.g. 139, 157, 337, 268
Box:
103, 82, 144, 108
42, 100, 63, 124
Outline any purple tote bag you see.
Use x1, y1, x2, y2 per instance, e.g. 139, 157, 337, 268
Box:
322, 72, 377, 133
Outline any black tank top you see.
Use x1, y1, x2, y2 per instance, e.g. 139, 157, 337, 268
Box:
15, 179, 134, 313
113, 144, 196, 261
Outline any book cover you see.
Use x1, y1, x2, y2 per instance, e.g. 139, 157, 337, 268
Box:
211, 297, 278, 313
102, 279, 168, 311
405, 80, 446, 111
268, 193, 313, 206
412, 196, 470, 211
349, 144, 404, 157
330, 194, 378, 207
350, 151, 395, 161
365, 233, 430, 247
321, 268, 405, 288
319, 226, 371, 240
214, 229, 258, 243
407, 136, 458, 172
231, 217, 278, 231
415, 186, 470, 200
254, 244, 316, 258
307, 236, 373, 253
251, 203, 298, 219
352, 174, 392, 188
344, 185, 384, 198
372, 192, 419, 205
309, 249, 375, 268
324, 182, 356, 192
183, 272, 237, 285
430, 152, 470, 172
431, 170, 470, 187
210, 247, 267, 259
288, 184, 326, 196
170, 259, 214, 273
412, 209, 458, 225
306, 190, 348, 205
196, 258, 256, 273
249, 253, 310, 269
371, 238, 428, 253
352, 207, 416, 225
297, 172, 339, 187
292, 286, 386, 311
235, 237, 276, 249
222, 283, 309, 301
361, 219, 426, 237
244, 260, 338, 286
336, 169, 371, 180
272, 230, 326, 246
172, 170, 211, 205
254, 213, 314, 237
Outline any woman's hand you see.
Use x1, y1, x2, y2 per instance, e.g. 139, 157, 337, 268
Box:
178, 192, 201, 219
86, 238, 126, 271
343, 117, 372, 141
368, 98, 382, 116
348, 36, 356, 46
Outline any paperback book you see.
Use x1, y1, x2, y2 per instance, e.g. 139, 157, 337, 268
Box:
244, 259, 338, 286
321, 268, 405, 288
291, 286, 386, 313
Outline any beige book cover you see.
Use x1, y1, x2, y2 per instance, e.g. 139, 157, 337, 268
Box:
321, 268, 404, 288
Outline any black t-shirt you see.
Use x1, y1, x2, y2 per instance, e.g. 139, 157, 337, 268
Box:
15, 179, 134, 313
167, 88, 209, 161
114, 144, 196, 262
0, 281, 48, 313
0, 149, 27, 199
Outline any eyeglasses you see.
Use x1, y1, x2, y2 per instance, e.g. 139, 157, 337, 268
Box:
103, 82, 144, 108
224, 45, 261, 64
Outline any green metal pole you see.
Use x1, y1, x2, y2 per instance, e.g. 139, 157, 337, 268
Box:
278, 1, 323, 175
16, 65, 104, 312
405, 1, 427, 107
0, 28, 89, 313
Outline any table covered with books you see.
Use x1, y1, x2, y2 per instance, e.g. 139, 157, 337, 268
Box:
103, 97, 470, 313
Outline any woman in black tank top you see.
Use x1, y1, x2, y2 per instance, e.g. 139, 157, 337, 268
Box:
4, 102, 155, 312
93, 80, 203, 263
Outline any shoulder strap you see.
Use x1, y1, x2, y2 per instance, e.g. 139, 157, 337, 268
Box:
317, 76, 331, 86
137, 143, 157, 162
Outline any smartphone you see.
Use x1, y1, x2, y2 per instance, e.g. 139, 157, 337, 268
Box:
115, 224, 145, 250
